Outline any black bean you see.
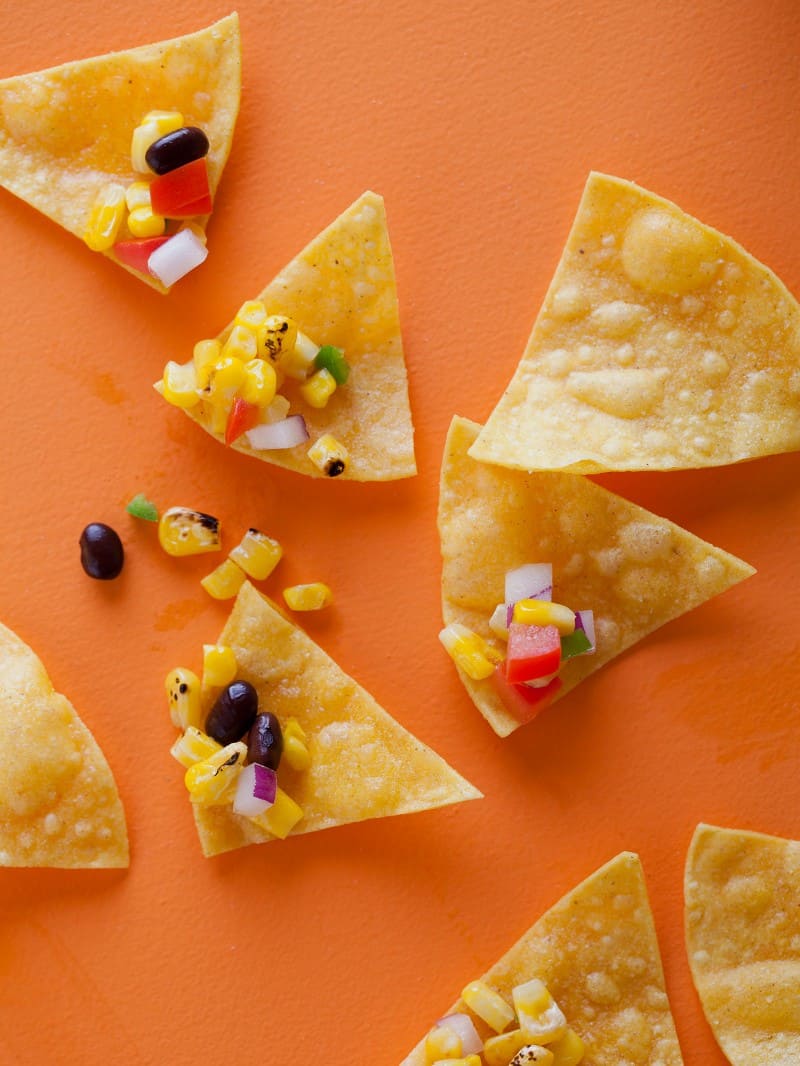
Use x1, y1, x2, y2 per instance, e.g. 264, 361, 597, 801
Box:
247, 713, 284, 771
145, 126, 210, 175
205, 681, 259, 746
79, 523, 124, 580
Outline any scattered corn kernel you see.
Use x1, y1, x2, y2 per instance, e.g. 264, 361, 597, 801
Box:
260, 315, 298, 362
193, 338, 222, 379
283, 717, 307, 744
461, 981, 515, 1033
512, 980, 567, 1046
162, 361, 201, 408
484, 1029, 529, 1066
512, 600, 575, 635
203, 356, 247, 403
283, 733, 311, 772
83, 183, 127, 251
229, 528, 283, 580
307, 434, 349, 478
264, 395, 291, 423
283, 582, 332, 611
249, 787, 303, 838
235, 300, 268, 330
128, 204, 166, 238
510, 1047, 554, 1066
439, 624, 501, 681
131, 110, 183, 172
201, 558, 247, 600
158, 507, 220, 556
425, 1024, 462, 1062
489, 603, 510, 639
184, 741, 247, 805
170, 727, 221, 768
279, 329, 319, 379
549, 1029, 585, 1066
241, 358, 277, 407
165, 667, 202, 730
202, 644, 237, 689
222, 323, 259, 362
300, 368, 337, 409
125, 181, 152, 212
143, 109, 184, 134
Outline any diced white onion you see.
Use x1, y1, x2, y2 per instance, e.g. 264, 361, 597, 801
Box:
576, 609, 596, 652
246, 415, 309, 450
147, 229, 208, 286
435, 1013, 483, 1055
232, 763, 277, 817
504, 564, 553, 605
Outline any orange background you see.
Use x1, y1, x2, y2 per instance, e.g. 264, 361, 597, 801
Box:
0, 2, 798, 1063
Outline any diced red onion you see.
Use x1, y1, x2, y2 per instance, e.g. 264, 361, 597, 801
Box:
233, 763, 277, 817
435, 1013, 483, 1055
575, 610, 596, 652
147, 229, 208, 286
246, 415, 309, 450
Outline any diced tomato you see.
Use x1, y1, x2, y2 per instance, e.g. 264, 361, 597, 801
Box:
113, 236, 170, 274
225, 398, 262, 445
505, 622, 561, 684
491, 665, 562, 726
150, 158, 212, 218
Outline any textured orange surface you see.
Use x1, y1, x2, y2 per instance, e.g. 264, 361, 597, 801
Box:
0, 2, 798, 1064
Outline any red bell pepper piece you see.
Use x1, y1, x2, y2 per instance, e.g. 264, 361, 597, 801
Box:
113, 235, 170, 274
150, 158, 212, 218
505, 622, 561, 684
491, 665, 562, 726
225, 398, 262, 445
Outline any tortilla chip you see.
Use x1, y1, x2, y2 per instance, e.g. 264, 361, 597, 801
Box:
156, 190, 416, 480
685, 823, 800, 1064
0, 621, 128, 867
440, 416, 754, 736
401, 852, 684, 1065
191, 582, 479, 857
470, 171, 800, 472
0, 14, 241, 291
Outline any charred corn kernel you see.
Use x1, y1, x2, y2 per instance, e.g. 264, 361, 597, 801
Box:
484, 1030, 529, 1066
193, 338, 222, 378
264, 394, 291, 422
489, 604, 510, 639
512, 600, 575, 635
307, 434, 349, 478
512, 980, 567, 1045
425, 1026, 462, 1062
510, 1048, 554, 1066
222, 324, 259, 362
462, 981, 515, 1033
260, 315, 298, 363
235, 300, 267, 330
162, 361, 201, 408
170, 727, 221, 768
202, 356, 247, 402
184, 741, 247, 805
241, 358, 277, 407
125, 181, 152, 211
202, 644, 237, 689
283, 734, 311, 772
549, 1030, 585, 1066
439, 624, 500, 681
279, 330, 320, 379
165, 667, 202, 730
282, 582, 332, 611
159, 507, 220, 556
229, 528, 283, 581
128, 204, 166, 238
250, 787, 303, 838
131, 110, 183, 172
283, 717, 307, 744
201, 558, 247, 599
83, 183, 126, 251
300, 368, 337, 409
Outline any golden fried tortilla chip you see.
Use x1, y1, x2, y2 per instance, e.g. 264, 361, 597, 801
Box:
401, 852, 684, 1065
0, 14, 241, 290
470, 172, 800, 472
191, 583, 479, 857
0, 621, 128, 867
685, 823, 800, 1064
440, 416, 754, 736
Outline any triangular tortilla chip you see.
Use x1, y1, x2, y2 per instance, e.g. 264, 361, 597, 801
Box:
0, 621, 128, 867
440, 416, 754, 736
470, 171, 800, 472
191, 582, 479, 857
401, 852, 684, 1065
685, 823, 800, 1064
0, 14, 241, 291
156, 190, 417, 480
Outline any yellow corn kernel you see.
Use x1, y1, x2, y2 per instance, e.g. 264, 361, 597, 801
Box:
222, 324, 259, 363
282, 582, 332, 611
512, 980, 567, 1045
158, 507, 220, 557
241, 358, 278, 407
283, 733, 311, 772
170, 727, 221, 768
439, 624, 501, 681
488, 604, 510, 640
512, 599, 575, 635
425, 1026, 462, 1063
264, 394, 291, 423
161, 361, 201, 409
277, 331, 319, 380
250, 787, 303, 838
202, 644, 237, 689
235, 300, 268, 330
202, 356, 247, 403
184, 741, 247, 805
193, 338, 222, 379
510, 1048, 554, 1066
300, 368, 337, 409
260, 315, 298, 362
229, 528, 283, 581
484, 1029, 529, 1066
307, 434, 349, 478
461, 981, 515, 1033
208, 399, 229, 436
283, 717, 307, 744
142, 109, 184, 133
429, 1058, 481, 1066
125, 181, 152, 212
128, 204, 166, 238
83, 183, 127, 251
201, 558, 247, 600
549, 1029, 585, 1066
165, 667, 202, 730
131, 110, 183, 172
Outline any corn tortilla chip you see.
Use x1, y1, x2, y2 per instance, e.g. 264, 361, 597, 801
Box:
191, 583, 479, 857
401, 852, 684, 1065
156, 190, 416, 480
440, 416, 754, 736
0, 14, 241, 291
685, 823, 800, 1064
470, 172, 800, 472
0, 621, 128, 868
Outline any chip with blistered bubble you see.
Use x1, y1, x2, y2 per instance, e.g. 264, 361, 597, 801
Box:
470, 172, 800, 472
